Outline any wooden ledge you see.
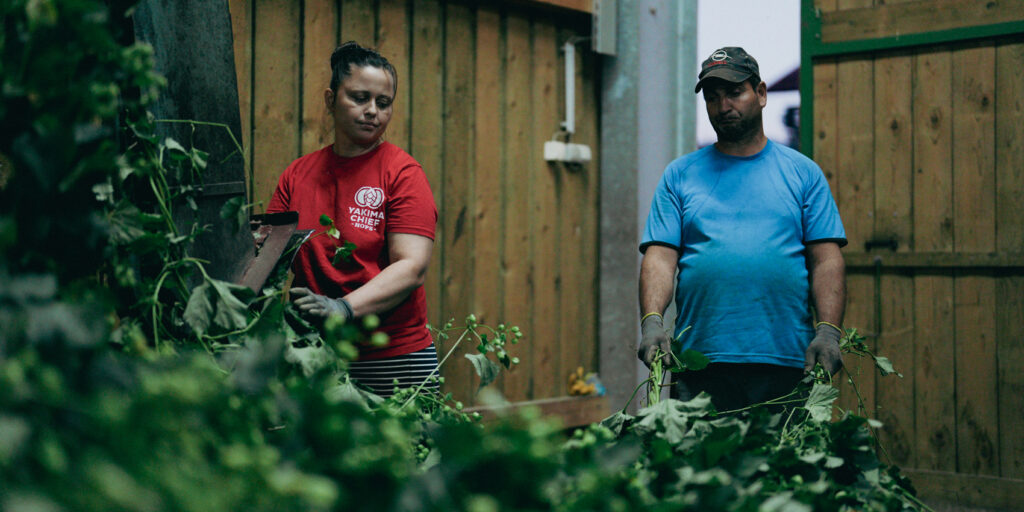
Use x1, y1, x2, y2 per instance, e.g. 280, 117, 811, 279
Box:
903, 469, 1024, 511
465, 395, 610, 428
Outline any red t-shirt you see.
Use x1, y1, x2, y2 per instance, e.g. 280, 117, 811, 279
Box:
267, 142, 437, 360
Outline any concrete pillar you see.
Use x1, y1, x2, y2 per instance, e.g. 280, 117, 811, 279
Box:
599, 0, 697, 412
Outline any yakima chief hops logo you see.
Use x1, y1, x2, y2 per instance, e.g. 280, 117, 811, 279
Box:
355, 186, 385, 209
350, 186, 385, 232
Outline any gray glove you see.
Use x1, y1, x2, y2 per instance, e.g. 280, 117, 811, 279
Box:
290, 287, 354, 321
804, 322, 843, 376
637, 314, 673, 370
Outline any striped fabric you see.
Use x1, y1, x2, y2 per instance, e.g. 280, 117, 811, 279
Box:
347, 343, 440, 397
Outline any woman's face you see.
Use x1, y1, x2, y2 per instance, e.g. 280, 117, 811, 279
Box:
326, 65, 395, 150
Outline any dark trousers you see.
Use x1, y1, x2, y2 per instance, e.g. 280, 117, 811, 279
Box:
670, 363, 805, 413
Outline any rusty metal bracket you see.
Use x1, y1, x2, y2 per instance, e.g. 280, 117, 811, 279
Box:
235, 211, 313, 292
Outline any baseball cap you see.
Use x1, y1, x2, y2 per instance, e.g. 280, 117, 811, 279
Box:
694, 47, 760, 93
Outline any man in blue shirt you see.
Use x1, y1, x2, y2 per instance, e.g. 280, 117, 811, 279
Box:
638, 47, 847, 411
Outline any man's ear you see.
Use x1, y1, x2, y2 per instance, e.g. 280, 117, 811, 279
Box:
324, 88, 335, 110
757, 81, 767, 107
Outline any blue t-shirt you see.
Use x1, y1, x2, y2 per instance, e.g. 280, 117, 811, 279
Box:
641, 140, 846, 368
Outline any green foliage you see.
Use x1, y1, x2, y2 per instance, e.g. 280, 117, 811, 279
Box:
0, 2, 927, 511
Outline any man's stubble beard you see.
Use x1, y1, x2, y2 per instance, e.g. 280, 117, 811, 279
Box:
713, 109, 763, 144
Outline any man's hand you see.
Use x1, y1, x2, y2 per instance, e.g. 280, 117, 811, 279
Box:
804, 322, 843, 376
638, 314, 673, 370
290, 287, 353, 321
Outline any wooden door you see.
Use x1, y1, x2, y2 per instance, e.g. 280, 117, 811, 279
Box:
804, 0, 1024, 508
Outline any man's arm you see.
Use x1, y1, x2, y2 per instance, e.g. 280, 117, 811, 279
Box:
804, 241, 846, 375
640, 245, 679, 316
637, 245, 679, 368
807, 242, 845, 326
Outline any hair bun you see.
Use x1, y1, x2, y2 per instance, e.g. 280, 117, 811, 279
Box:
328, 41, 398, 92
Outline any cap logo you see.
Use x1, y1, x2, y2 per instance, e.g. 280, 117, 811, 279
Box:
711, 50, 730, 61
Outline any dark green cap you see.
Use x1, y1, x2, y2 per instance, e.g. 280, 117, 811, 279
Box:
695, 47, 760, 93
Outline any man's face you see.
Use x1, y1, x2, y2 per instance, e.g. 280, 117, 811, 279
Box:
701, 78, 767, 143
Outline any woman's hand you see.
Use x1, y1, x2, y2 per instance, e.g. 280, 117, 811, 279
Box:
290, 287, 353, 321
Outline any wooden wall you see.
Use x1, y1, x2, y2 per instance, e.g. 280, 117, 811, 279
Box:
228, 0, 601, 405
811, 0, 1024, 507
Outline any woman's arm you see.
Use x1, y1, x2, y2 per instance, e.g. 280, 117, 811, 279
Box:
343, 232, 433, 317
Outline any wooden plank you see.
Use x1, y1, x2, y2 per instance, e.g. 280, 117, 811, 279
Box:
953, 45, 996, 253
911, 45, 956, 474
995, 41, 1024, 254
912, 49, 954, 253
952, 44, 999, 477
903, 469, 1024, 510
814, 0, 839, 14
252, 0, 301, 209
875, 271, 914, 467
410, 0, 444, 335
995, 42, 1024, 481
872, 54, 912, 251
838, 274, 876, 417
821, 0, 1024, 44
872, 52, 913, 471
558, 25, 587, 387
813, 59, 839, 194
300, 0, 337, 155
522, 0, 592, 14
227, 0, 253, 202
465, 395, 610, 428
835, 56, 873, 253
529, 18, 561, 400
996, 276, 1024, 479
913, 274, 956, 471
340, 0, 375, 46
472, 5, 504, 328
377, 0, 411, 151
836, 0, 872, 11
441, 2, 476, 404
575, 26, 600, 374
501, 10, 535, 402
843, 252, 1024, 269
954, 273, 999, 477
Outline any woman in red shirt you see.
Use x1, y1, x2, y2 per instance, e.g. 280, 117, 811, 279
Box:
267, 42, 438, 397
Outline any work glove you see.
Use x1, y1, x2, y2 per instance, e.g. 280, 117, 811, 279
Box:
637, 314, 673, 370
804, 322, 844, 376
290, 287, 354, 321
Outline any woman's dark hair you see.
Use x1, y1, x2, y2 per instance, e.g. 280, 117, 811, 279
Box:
329, 41, 397, 93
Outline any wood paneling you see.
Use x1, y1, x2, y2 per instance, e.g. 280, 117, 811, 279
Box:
251, 0, 300, 211
821, 0, 1024, 44
910, 46, 956, 474
501, 11, 534, 402
952, 44, 999, 477
227, 0, 252, 197
440, 1, 475, 399
300, 0, 337, 155
377, 0, 411, 150
530, 19, 561, 399
410, 0, 444, 333
810, 1, 1024, 506
229, 0, 600, 406
995, 41, 1024, 480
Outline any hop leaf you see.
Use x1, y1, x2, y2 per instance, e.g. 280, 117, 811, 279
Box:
465, 353, 501, 390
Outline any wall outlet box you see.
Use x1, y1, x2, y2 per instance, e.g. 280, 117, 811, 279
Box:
544, 141, 592, 163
